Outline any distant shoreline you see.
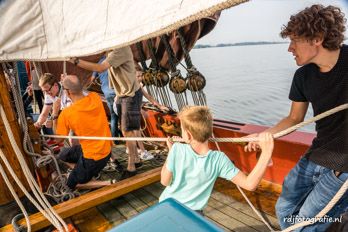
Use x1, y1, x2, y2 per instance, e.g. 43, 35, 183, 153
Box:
194, 41, 288, 49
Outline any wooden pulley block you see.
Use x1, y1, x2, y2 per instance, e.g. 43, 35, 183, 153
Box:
186, 71, 206, 91
169, 75, 187, 94
153, 71, 169, 87
143, 70, 154, 86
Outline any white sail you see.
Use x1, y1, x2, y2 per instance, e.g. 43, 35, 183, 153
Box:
0, 0, 247, 61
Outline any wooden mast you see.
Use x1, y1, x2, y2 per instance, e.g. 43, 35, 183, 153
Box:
0, 65, 34, 205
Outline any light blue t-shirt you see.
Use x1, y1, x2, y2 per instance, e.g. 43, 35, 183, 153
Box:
92, 56, 115, 98
159, 143, 239, 210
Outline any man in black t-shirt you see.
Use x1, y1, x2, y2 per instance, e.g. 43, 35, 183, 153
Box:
245, 5, 348, 231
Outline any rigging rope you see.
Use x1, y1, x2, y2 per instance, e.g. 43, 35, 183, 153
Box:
42, 103, 348, 143
0, 104, 68, 231
282, 179, 348, 231
0, 153, 31, 232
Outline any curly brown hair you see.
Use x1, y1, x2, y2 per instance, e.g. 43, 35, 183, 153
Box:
280, 4, 346, 50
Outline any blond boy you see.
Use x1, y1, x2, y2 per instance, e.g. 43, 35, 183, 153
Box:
159, 106, 274, 212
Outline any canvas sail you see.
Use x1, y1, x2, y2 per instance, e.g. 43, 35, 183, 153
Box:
0, 0, 247, 61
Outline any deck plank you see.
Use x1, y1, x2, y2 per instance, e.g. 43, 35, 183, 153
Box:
214, 179, 280, 216
71, 207, 112, 232
131, 188, 158, 207
208, 198, 271, 232
109, 197, 139, 220
205, 205, 259, 232
211, 191, 280, 229
123, 192, 149, 213
97, 201, 126, 226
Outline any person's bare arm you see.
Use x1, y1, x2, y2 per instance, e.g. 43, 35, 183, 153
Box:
34, 104, 52, 128
161, 160, 173, 186
244, 101, 308, 152
160, 137, 179, 186
233, 133, 274, 191
141, 87, 169, 111
69, 58, 110, 72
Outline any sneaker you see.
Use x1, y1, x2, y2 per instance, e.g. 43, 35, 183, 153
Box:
120, 170, 137, 180
135, 162, 143, 168
139, 150, 154, 161
46, 139, 57, 145
103, 160, 124, 173
113, 159, 124, 173
125, 148, 142, 154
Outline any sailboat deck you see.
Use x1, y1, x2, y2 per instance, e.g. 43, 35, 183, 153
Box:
64, 145, 280, 232
67, 182, 280, 232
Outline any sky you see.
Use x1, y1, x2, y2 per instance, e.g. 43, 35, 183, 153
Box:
198, 0, 348, 45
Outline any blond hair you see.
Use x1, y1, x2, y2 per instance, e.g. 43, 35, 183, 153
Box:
39, 73, 59, 87
178, 106, 213, 143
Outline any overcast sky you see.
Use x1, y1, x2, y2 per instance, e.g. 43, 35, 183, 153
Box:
198, 0, 348, 45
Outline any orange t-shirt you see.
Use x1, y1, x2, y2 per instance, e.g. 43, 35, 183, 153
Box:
56, 92, 111, 160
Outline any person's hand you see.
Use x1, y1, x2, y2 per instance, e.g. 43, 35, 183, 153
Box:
85, 76, 94, 87
166, 136, 174, 150
158, 105, 170, 112
258, 132, 274, 156
166, 136, 181, 150
243, 133, 260, 152
60, 74, 67, 81
26, 84, 33, 96
34, 121, 42, 129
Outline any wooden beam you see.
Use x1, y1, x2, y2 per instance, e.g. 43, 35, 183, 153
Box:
0, 167, 161, 231
0, 65, 35, 205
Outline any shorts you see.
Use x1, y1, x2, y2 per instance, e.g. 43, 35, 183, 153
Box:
116, 88, 143, 131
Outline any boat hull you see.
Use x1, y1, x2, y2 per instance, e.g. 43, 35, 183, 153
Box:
141, 107, 315, 185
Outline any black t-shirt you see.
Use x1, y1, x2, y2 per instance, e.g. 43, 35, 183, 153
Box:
289, 44, 348, 172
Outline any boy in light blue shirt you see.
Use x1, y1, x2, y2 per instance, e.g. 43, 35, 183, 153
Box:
159, 106, 274, 212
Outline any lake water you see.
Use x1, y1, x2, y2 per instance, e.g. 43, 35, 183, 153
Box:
184, 43, 315, 132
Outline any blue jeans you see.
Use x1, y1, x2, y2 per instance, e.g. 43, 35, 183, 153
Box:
105, 95, 120, 141
275, 157, 348, 231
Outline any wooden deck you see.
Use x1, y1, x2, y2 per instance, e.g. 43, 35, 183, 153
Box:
1, 144, 281, 231
68, 181, 280, 232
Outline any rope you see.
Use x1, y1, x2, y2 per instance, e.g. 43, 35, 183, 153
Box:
211, 132, 275, 231
161, 34, 178, 72
177, 27, 193, 69
0, 105, 68, 231
6, 63, 71, 212
41, 103, 348, 142
282, 179, 348, 232
0, 155, 31, 232
136, 42, 148, 71
147, 39, 159, 69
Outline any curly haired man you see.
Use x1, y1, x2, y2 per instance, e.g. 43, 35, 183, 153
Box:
245, 4, 348, 231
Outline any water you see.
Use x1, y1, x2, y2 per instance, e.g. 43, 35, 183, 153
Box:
185, 43, 315, 132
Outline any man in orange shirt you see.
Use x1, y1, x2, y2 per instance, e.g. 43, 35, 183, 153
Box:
56, 75, 111, 190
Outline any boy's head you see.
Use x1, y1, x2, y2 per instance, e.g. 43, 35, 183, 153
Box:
178, 106, 213, 143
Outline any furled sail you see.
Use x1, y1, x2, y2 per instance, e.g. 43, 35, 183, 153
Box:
0, 0, 247, 61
